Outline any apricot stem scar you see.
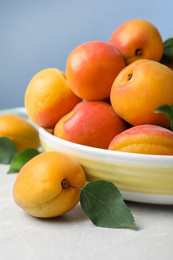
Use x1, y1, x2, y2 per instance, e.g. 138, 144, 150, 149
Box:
135, 49, 142, 56
128, 73, 133, 81
61, 179, 69, 188
61, 179, 81, 190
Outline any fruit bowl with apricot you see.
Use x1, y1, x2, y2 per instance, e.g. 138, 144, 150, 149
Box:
19, 19, 173, 206
39, 125, 173, 205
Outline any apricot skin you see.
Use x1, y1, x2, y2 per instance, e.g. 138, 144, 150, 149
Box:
108, 124, 173, 155
25, 68, 81, 129
110, 59, 173, 129
0, 114, 39, 152
54, 101, 128, 149
66, 41, 126, 101
109, 19, 163, 65
13, 151, 86, 218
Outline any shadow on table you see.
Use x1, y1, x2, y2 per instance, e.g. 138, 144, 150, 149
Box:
25, 200, 173, 230
33, 204, 88, 225
126, 200, 173, 212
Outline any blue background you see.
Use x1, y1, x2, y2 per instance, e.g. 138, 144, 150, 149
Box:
0, 0, 172, 109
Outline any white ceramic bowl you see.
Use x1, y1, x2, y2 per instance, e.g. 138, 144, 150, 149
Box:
1, 107, 172, 205
39, 126, 173, 205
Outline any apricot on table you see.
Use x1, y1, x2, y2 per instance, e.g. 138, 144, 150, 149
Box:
108, 124, 173, 155
109, 19, 163, 65
54, 101, 128, 149
66, 41, 126, 101
25, 68, 81, 129
0, 114, 39, 152
110, 59, 173, 129
13, 151, 86, 218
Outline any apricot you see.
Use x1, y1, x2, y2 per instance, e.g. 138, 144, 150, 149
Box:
109, 19, 163, 65
108, 124, 173, 155
54, 101, 128, 149
0, 114, 39, 152
110, 59, 173, 129
25, 68, 81, 129
13, 151, 86, 218
66, 41, 126, 101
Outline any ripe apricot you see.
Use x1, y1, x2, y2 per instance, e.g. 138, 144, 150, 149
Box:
66, 41, 125, 100
0, 114, 39, 152
25, 68, 81, 129
13, 151, 86, 218
54, 101, 128, 149
109, 19, 163, 65
110, 59, 173, 129
108, 124, 173, 155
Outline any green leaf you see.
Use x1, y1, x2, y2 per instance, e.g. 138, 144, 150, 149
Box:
8, 148, 40, 173
161, 38, 173, 64
154, 104, 173, 130
80, 180, 135, 228
0, 137, 18, 164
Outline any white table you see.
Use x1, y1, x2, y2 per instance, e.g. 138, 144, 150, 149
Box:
1, 163, 173, 260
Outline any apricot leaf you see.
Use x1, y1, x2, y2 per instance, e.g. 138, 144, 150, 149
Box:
0, 137, 18, 164
154, 104, 173, 130
161, 38, 173, 64
80, 180, 135, 228
8, 148, 40, 173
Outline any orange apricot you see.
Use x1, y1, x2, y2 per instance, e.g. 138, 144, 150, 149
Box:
0, 114, 39, 152
109, 19, 163, 65
66, 41, 125, 101
110, 59, 173, 129
54, 101, 128, 149
13, 151, 86, 218
108, 124, 173, 155
25, 68, 81, 128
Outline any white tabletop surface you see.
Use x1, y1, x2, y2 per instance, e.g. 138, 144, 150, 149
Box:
1, 163, 173, 260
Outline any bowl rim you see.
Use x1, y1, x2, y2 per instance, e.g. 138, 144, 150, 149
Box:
39, 126, 173, 165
